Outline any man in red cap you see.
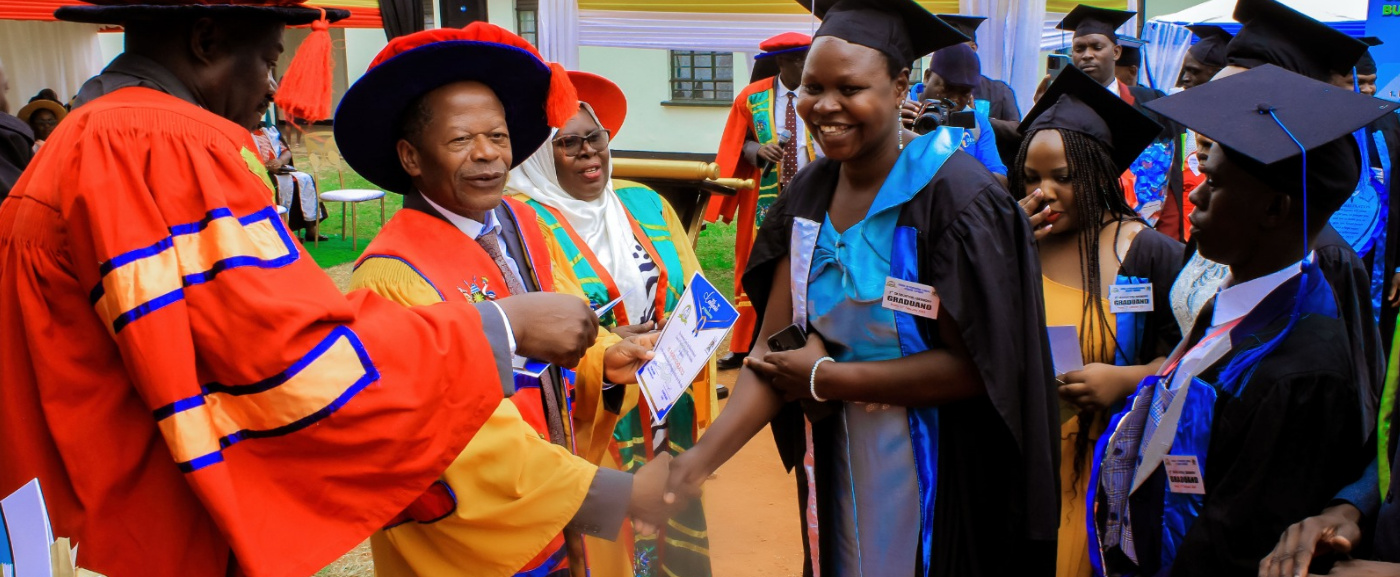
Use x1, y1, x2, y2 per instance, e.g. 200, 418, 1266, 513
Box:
0, 4, 600, 577
707, 31, 818, 370
336, 24, 680, 577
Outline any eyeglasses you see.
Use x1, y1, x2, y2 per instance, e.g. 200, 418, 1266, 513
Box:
553, 129, 611, 157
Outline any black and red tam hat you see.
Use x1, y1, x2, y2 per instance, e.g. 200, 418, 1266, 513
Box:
334, 22, 579, 194
55, 0, 348, 26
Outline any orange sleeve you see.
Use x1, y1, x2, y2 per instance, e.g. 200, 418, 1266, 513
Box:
47, 94, 506, 577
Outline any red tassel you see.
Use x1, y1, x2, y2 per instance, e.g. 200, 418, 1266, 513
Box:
274, 10, 334, 122
545, 61, 579, 128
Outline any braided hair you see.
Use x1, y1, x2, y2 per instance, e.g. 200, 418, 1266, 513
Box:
1009, 127, 1141, 492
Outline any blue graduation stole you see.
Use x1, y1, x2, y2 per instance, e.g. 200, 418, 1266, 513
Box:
1090, 261, 1339, 576
788, 128, 963, 577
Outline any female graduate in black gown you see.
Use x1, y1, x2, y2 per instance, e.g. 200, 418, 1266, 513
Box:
664, 1, 1059, 576
1013, 65, 1185, 577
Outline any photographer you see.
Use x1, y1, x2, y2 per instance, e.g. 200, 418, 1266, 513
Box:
905, 43, 1008, 186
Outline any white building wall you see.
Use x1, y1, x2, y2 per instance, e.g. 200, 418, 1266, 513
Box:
578, 45, 748, 156
344, 28, 389, 80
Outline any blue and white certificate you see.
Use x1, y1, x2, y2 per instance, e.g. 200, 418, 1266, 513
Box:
636, 272, 738, 424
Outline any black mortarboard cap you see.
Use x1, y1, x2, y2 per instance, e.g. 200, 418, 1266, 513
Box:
1056, 5, 1135, 41
1356, 37, 1382, 75
1186, 25, 1232, 69
802, 0, 969, 65
1118, 36, 1145, 66
1145, 64, 1394, 207
930, 43, 982, 87
1227, 0, 1368, 81
936, 14, 987, 41
1019, 65, 1162, 173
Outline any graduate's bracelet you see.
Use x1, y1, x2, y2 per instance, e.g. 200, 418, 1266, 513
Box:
810, 356, 836, 402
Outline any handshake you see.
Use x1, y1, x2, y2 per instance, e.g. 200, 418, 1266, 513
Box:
626, 449, 711, 535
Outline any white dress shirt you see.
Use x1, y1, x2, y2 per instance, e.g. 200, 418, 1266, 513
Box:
774, 79, 812, 171
1210, 258, 1306, 329
423, 195, 526, 287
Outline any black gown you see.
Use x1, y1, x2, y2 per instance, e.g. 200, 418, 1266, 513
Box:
977, 75, 1026, 169
0, 113, 33, 201
1316, 225, 1383, 439
743, 151, 1060, 577
1373, 112, 1400, 355
1118, 228, 1187, 363
1116, 273, 1368, 576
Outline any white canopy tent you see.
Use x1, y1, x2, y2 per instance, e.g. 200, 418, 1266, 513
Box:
1154, 0, 1365, 24
1137, 0, 1368, 92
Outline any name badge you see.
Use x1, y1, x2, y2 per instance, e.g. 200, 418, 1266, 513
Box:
1109, 283, 1154, 314
883, 277, 939, 319
1164, 455, 1206, 495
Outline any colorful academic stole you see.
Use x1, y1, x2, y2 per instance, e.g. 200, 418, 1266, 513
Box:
747, 88, 783, 231
747, 83, 818, 230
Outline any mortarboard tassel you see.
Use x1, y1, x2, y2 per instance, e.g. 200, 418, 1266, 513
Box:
275, 8, 334, 122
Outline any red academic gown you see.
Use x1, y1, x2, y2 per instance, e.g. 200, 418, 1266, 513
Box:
705, 76, 783, 354
0, 87, 506, 577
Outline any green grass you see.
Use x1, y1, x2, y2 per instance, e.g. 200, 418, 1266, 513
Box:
696, 221, 737, 302
299, 171, 403, 268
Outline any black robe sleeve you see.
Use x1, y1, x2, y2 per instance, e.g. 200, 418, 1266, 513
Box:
899, 151, 1060, 544
1120, 228, 1187, 362
1316, 225, 1382, 441
1168, 315, 1366, 577
0, 114, 34, 201
1375, 113, 1400, 354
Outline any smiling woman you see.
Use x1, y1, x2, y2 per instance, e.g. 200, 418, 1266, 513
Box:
661, 1, 1061, 576
509, 69, 720, 577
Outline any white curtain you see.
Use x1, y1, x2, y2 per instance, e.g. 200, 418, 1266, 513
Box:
1141, 20, 1192, 93
0, 21, 103, 114
578, 10, 819, 53
960, 0, 1045, 115
539, 0, 581, 69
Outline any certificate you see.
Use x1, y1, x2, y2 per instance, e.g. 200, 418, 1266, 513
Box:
636, 272, 738, 424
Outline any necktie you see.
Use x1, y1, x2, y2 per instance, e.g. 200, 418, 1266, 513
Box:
781, 91, 799, 188
477, 227, 568, 447
477, 228, 529, 297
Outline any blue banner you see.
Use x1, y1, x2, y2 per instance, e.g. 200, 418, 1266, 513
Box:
1369, 0, 1400, 102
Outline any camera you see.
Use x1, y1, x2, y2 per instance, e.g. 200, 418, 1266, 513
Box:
912, 99, 977, 135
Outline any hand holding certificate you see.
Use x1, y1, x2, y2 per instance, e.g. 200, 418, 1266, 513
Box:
635, 273, 738, 425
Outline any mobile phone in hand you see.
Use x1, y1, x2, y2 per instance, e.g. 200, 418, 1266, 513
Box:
1047, 54, 1071, 80
767, 323, 808, 352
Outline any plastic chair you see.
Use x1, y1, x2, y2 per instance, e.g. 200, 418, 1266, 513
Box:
301, 130, 386, 250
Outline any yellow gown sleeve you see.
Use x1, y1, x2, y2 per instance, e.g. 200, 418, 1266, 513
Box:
660, 198, 721, 431
348, 257, 448, 308
374, 401, 597, 577
353, 256, 598, 577
539, 213, 627, 465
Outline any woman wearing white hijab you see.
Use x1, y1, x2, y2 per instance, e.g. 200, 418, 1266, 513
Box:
508, 71, 716, 577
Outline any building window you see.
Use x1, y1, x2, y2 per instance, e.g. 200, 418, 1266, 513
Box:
516, 0, 538, 47
669, 51, 734, 103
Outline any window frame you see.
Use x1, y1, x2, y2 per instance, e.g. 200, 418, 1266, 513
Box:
515, 0, 538, 47
666, 50, 735, 106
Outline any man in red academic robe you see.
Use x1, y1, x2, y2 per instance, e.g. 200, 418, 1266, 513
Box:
705, 32, 817, 369
0, 5, 599, 577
